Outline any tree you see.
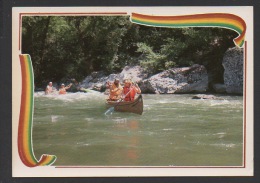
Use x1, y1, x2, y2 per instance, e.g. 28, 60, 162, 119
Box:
22, 16, 238, 89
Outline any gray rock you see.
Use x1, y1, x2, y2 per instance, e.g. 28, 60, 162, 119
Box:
140, 64, 208, 94
118, 66, 149, 83
212, 83, 226, 93
80, 71, 108, 91
192, 94, 224, 100
80, 66, 149, 91
92, 83, 103, 91
222, 47, 243, 94
80, 65, 209, 94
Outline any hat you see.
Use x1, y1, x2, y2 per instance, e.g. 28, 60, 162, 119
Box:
61, 83, 65, 86
124, 79, 132, 84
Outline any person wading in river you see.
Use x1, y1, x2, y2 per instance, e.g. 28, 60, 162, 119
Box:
107, 79, 123, 101
122, 79, 141, 102
45, 82, 56, 94
59, 83, 72, 95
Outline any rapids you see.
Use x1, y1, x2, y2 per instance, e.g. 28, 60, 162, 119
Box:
33, 92, 243, 166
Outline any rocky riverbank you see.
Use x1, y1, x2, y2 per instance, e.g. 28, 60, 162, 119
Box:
79, 64, 209, 94
38, 46, 243, 95
78, 47, 243, 95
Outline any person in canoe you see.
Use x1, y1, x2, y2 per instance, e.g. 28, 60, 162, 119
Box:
107, 79, 123, 101
59, 83, 72, 95
45, 81, 56, 94
122, 79, 141, 102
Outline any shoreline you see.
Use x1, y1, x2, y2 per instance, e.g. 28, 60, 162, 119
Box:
34, 89, 243, 97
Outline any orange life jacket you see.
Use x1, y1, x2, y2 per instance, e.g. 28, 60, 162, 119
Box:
109, 83, 122, 100
123, 86, 136, 101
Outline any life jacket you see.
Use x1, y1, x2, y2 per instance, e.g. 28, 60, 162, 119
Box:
123, 87, 131, 101
123, 86, 136, 101
109, 83, 122, 100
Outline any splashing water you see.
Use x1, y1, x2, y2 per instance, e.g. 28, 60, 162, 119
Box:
33, 93, 243, 166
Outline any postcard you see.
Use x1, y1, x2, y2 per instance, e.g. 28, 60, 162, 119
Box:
12, 6, 253, 177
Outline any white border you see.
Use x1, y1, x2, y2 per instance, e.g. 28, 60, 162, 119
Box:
12, 6, 254, 177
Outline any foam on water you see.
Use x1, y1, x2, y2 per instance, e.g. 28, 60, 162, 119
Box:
84, 118, 94, 121
209, 99, 230, 106
145, 94, 243, 109
34, 91, 106, 102
210, 143, 236, 148
51, 115, 64, 122
112, 118, 128, 123
162, 128, 173, 131
33, 93, 243, 166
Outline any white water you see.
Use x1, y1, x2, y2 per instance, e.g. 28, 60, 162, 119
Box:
33, 92, 243, 166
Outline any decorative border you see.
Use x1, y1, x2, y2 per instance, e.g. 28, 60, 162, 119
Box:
19, 54, 57, 167
18, 12, 247, 168
131, 13, 246, 48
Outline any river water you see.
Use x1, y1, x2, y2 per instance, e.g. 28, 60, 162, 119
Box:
33, 92, 243, 166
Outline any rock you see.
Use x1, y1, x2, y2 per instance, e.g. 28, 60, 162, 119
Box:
212, 83, 226, 93
80, 66, 149, 91
118, 66, 149, 83
222, 47, 243, 94
192, 94, 223, 100
80, 71, 108, 91
107, 74, 119, 82
140, 64, 208, 94
80, 65, 209, 94
92, 83, 104, 91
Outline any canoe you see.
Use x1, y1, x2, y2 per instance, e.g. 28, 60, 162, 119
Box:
106, 95, 143, 115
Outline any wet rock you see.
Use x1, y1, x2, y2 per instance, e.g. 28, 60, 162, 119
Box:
192, 94, 223, 100
139, 64, 208, 94
222, 47, 243, 94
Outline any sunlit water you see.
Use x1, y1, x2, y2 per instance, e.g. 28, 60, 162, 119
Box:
33, 92, 243, 166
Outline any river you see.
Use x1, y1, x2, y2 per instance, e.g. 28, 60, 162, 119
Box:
33, 92, 243, 166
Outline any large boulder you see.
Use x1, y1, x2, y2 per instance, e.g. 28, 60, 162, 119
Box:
222, 47, 243, 94
80, 66, 149, 91
80, 71, 108, 91
139, 64, 208, 94
118, 66, 149, 83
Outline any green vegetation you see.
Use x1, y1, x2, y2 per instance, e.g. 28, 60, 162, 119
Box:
22, 16, 237, 88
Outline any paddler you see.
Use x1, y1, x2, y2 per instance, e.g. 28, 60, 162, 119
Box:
45, 81, 56, 94
69, 79, 81, 92
59, 83, 72, 95
107, 79, 123, 101
122, 79, 141, 102
70, 78, 92, 93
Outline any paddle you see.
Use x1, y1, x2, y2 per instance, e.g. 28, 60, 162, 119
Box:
104, 84, 134, 115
